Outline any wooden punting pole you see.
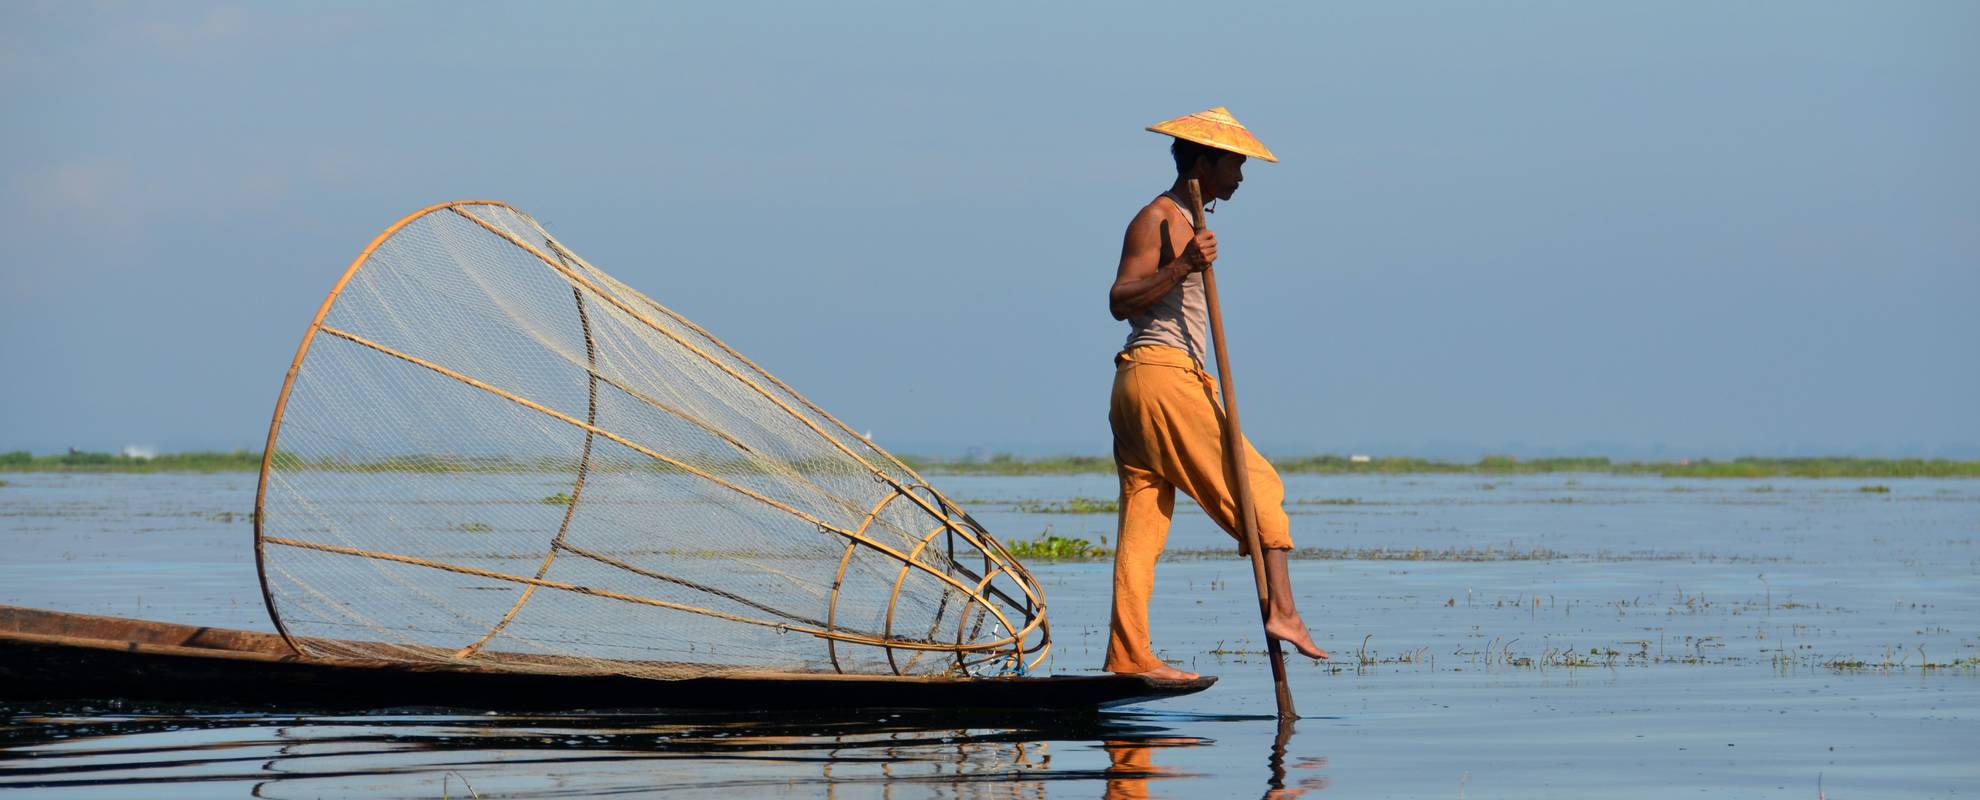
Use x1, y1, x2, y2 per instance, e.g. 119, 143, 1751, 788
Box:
1186, 179, 1297, 719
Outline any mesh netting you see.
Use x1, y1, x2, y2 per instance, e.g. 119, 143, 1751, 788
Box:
253, 201, 1049, 679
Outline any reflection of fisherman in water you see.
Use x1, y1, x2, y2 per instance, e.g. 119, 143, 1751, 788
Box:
1102, 738, 1192, 800
1101, 730, 1330, 799
1105, 107, 1331, 681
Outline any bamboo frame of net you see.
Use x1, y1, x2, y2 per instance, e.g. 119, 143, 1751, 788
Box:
253, 200, 1051, 678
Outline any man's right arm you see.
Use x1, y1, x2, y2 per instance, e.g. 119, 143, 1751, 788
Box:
1109, 207, 1217, 321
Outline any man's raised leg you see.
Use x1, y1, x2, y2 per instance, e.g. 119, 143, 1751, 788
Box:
1261, 548, 1329, 660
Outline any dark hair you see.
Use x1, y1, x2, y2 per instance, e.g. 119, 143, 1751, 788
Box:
1170, 138, 1226, 175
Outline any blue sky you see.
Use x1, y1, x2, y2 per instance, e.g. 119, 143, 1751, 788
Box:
2, 1, 1975, 458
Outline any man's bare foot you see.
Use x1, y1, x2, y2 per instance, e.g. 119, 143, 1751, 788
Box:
1264, 615, 1331, 660
1114, 663, 1202, 681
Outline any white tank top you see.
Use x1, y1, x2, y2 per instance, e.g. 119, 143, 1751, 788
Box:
1122, 193, 1209, 368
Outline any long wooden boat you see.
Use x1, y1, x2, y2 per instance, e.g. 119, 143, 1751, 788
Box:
0, 605, 1212, 712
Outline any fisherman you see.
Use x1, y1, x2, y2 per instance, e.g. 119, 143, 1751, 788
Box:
1104, 107, 1330, 680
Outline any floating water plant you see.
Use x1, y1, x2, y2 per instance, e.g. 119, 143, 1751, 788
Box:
1004, 530, 1110, 560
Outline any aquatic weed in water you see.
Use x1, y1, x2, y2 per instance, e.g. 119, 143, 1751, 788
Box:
1004, 529, 1110, 560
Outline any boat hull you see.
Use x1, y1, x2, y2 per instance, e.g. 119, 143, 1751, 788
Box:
0, 605, 1212, 712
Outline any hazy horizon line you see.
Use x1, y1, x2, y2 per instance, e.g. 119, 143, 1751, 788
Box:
9, 441, 1979, 462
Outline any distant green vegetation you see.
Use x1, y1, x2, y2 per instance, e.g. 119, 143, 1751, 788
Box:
1274, 454, 1621, 475
910, 454, 1980, 479
0, 449, 265, 473
6, 449, 1978, 479
541, 492, 576, 506
0, 449, 863, 476
1635, 459, 1980, 479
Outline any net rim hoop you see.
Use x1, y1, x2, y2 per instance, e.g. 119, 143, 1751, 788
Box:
251, 199, 521, 657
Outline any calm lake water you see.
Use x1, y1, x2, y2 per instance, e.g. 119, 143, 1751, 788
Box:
2, 471, 1975, 797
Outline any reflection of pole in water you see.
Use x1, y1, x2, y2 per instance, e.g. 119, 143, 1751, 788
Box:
1265, 717, 1294, 797
1262, 717, 1331, 798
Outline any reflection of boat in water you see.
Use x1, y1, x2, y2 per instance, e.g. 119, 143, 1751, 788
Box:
0, 697, 1226, 796
0, 605, 1213, 712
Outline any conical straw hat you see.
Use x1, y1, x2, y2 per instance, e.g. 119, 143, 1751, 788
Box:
1146, 106, 1279, 163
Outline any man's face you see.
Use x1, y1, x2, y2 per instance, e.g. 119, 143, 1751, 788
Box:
1206, 153, 1247, 201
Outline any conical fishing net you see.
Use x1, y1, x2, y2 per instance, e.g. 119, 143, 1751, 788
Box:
253, 200, 1049, 679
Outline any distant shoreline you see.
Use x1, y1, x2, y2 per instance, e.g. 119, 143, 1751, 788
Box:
901, 454, 1980, 478
4, 450, 1977, 479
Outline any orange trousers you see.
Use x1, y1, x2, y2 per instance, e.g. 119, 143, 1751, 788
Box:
1104, 345, 1293, 673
